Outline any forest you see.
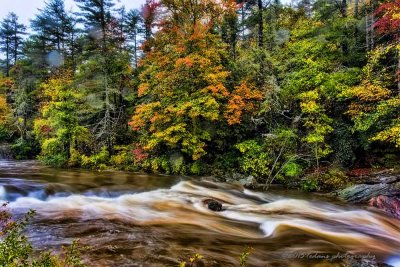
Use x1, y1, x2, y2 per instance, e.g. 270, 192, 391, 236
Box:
0, 0, 399, 191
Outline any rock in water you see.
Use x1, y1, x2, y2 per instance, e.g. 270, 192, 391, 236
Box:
369, 195, 400, 220
203, 199, 223, 212
208, 201, 222, 211
338, 184, 391, 203
338, 182, 400, 203
239, 175, 258, 189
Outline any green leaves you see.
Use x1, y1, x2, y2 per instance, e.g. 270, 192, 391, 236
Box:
0, 204, 87, 267
34, 71, 90, 167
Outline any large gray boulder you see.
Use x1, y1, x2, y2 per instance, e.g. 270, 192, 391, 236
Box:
337, 183, 398, 203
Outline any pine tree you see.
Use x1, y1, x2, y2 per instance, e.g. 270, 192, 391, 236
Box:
75, 0, 129, 151
123, 9, 143, 68
31, 0, 77, 68
0, 13, 26, 76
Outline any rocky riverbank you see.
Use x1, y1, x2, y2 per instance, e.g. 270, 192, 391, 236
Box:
337, 170, 400, 220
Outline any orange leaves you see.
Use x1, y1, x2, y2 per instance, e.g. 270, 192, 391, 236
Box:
189, 22, 209, 41
224, 83, 264, 125
225, 95, 246, 125
138, 83, 150, 97
0, 77, 14, 89
129, 0, 264, 160
175, 57, 194, 68
129, 102, 161, 131
203, 84, 229, 98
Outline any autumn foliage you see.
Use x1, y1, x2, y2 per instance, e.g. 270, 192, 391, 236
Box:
130, 0, 263, 160
374, 0, 400, 38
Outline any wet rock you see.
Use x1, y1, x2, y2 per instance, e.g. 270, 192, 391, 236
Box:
369, 195, 400, 220
239, 176, 258, 189
0, 144, 12, 160
203, 199, 223, 212
232, 173, 247, 180
344, 258, 393, 267
351, 173, 400, 185
338, 182, 400, 203
338, 184, 392, 203
222, 173, 247, 183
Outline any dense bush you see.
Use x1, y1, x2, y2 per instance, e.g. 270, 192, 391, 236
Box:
0, 203, 87, 267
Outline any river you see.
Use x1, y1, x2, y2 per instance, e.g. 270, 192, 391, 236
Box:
0, 160, 400, 267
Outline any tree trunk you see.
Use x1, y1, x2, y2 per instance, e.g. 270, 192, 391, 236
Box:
341, 0, 347, 18
14, 30, 18, 64
258, 0, 265, 87
257, 0, 264, 50
134, 31, 138, 68
398, 47, 400, 95
6, 39, 10, 77
354, 0, 359, 18
366, 0, 377, 51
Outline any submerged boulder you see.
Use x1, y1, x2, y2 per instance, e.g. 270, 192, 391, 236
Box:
369, 195, 400, 220
239, 175, 258, 189
337, 172, 400, 220
203, 199, 223, 212
338, 180, 400, 203
338, 183, 393, 203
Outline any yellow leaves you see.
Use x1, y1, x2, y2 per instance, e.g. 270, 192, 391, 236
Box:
300, 100, 318, 113
0, 95, 10, 123
371, 124, 400, 148
299, 90, 319, 101
154, 123, 187, 145
343, 81, 391, 118
345, 82, 391, 102
205, 69, 230, 84
299, 90, 320, 114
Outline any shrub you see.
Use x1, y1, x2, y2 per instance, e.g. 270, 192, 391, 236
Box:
0, 203, 87, 267
68, 148, 82, 167
11, 138, 39, 160
235, 139, 272, 178
81, 146, 109, 169
318, 168, 351, 191
189, 161, 204, 175
301, 177, 319, 192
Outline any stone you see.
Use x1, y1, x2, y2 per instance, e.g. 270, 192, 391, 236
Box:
239, 175, 258, 189
338, 182, 400, 203
203, 199, 223, 212
369, 195, 400, 220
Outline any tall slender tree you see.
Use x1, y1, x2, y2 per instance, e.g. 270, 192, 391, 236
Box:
0, 13, 26, 76
75, 0, 128, 151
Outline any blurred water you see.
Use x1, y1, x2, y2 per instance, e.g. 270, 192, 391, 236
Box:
1, 160, 399, 266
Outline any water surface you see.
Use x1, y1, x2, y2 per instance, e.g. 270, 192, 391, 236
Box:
1, 160, 399, 266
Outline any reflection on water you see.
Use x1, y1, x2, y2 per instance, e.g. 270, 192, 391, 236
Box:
1, 160, 400, 266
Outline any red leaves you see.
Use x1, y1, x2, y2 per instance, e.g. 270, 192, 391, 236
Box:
40, 125, 53, 135
131, 145, 149, 162
142, 0, 161, 27
347, 168, 372, 177
374, 0, 400, 38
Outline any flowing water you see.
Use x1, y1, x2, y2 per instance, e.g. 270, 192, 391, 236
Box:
1, 160, 400, 267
